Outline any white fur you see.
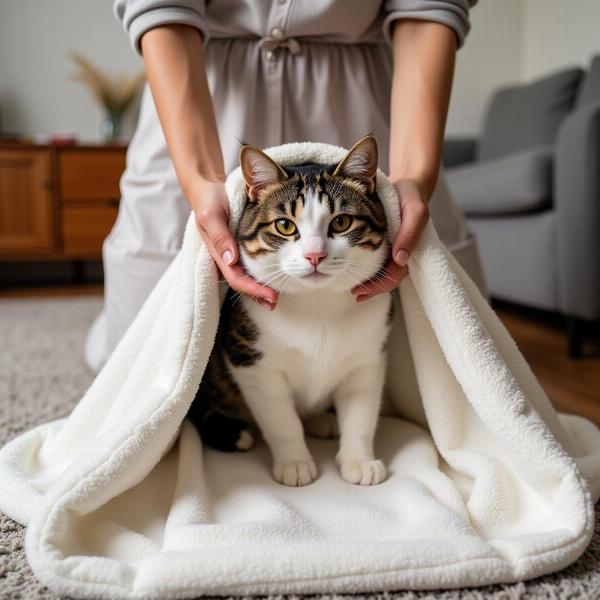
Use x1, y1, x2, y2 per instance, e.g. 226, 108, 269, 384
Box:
233, 187, 391, 486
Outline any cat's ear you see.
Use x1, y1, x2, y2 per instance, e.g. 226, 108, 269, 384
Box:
333, 134, 378, 193
240, 145, 288, 201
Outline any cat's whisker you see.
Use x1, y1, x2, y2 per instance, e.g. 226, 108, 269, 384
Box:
233, 264, 286, 282
343, 271, 395, 300
344, 261, 402, 288
228, 266, 289, 306
279, 273, 294, 294
342, 268, 374, 290
344, 264, 397, 295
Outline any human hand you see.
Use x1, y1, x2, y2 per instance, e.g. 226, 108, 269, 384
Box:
192, 179, 279, 310
351, 179, 429, 302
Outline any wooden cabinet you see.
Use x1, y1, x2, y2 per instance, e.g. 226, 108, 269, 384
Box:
59, 149, 123, 202
0, 143, 126, 262
0, 148, 54, 254
57, 147, 125, 257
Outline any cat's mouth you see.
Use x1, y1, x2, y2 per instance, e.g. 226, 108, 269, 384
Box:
302, 270, 330, 280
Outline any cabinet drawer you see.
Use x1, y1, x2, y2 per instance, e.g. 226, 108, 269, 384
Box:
59, 150, 125, 203
61, 204, 118, 256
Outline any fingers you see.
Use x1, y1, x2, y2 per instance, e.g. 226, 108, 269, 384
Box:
194, 190, 278, 308
199, 228, 279, 307
219, 262, 279, 307
349, 179, 428, 303
195, 202, 238, 267
391, 181, 429, 267
351, 259, 408, 301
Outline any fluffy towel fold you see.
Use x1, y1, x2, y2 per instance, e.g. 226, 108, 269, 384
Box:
0, 142, 599, 600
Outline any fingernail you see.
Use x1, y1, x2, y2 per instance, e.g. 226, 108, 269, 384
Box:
259, 299, 275, 311
395, 249, 409, 266
356, 294, 371, 303
222, 250, 234, 266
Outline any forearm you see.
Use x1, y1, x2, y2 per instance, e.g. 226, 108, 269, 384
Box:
140, 24, 225, 206
388, 20, 457, 199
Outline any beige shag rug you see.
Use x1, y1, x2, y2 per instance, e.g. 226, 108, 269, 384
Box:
0, 296, 598, 600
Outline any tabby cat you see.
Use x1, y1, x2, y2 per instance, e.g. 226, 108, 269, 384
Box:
188, 135, 393, 486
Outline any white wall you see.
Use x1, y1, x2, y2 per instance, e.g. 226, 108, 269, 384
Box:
522, 0, 600, 80
1, 0, 519, 140
446, 0, 600, 135
1, 0, 599, 142
0, 0, 141, 142
446, 0, 523, 136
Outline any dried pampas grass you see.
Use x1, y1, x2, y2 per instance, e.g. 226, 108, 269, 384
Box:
70, 52, 145, 118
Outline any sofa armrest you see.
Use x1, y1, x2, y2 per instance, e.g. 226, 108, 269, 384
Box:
443, 137, 478, 168
555, 99, 600, 321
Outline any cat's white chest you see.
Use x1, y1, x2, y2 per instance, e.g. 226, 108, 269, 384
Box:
242, 293, 390, 416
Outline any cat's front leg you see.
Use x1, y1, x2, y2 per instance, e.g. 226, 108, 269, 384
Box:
239, 367, 317, 486
333, 360, 387, 485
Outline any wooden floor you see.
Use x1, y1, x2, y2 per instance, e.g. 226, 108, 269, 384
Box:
1, 285, 599, 425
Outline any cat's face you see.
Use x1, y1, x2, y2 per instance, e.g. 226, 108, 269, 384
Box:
237, 135, 388, 294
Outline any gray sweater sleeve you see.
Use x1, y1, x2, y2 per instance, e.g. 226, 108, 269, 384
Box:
114, 0, 208, 54
382, 0, 477, 48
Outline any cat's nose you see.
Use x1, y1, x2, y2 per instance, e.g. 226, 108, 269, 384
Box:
304, 251, 327, 267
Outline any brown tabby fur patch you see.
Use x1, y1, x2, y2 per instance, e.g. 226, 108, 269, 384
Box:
187, 290, 258, 450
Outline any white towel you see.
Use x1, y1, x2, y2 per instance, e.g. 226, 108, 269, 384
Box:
0, 142, 599, 600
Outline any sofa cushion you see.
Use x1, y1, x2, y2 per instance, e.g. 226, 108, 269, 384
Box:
576, 55, 600, 106
446, 146, 554, 216
468, 211, 557, 311
478, 68, 582, 161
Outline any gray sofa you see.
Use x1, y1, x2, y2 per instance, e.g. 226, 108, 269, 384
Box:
445, 57, 600, 357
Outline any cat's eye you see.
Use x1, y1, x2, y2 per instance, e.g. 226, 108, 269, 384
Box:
330, 214, 353, 233
274, 218, 297, 236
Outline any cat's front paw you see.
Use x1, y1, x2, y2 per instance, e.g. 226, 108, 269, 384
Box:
273, 459, 318, 486
338, 458, 386, 486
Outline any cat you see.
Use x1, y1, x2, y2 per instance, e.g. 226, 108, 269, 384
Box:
188, 134, 393, 486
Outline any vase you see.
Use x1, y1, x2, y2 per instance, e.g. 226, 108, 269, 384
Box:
101, 113, 122, 143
